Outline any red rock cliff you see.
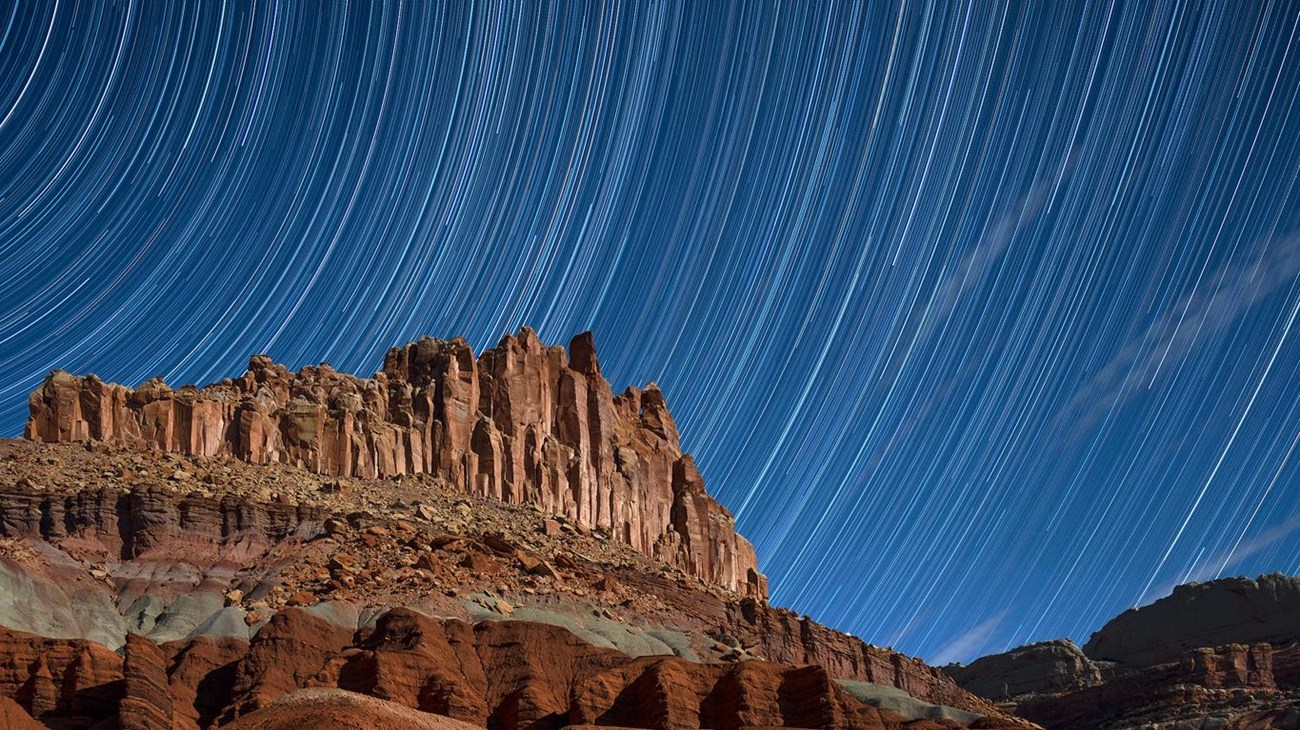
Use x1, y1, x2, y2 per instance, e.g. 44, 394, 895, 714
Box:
24, 328, 766, 599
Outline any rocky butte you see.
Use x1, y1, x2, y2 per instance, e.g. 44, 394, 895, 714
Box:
25, 327, 766, 599
1, 327, 1029, 729
15, 328, 1300, 728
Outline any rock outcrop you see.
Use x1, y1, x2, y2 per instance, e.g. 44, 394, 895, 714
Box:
0, 610, 1027, 730
24, 328, 766, 599
1015, 642, 1296, 730
0, 438, 1009, 721
120, 632, 176, 730
0, 625, 124, 723
0, 483, 328, 563
723, 597, 989, 713
941, 639, 1102, 702
225, 688, 486, 730
1083, 573, 1300, 666
0, 696, 43, 730
948, 575, 1300, 728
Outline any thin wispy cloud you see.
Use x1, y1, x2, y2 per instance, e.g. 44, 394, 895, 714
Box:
1063, 231, 1300, 433
922, 151, 1081, 341
930, 609, 1010, 665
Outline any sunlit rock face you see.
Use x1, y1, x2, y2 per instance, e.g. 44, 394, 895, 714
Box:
25, 327, 766, 599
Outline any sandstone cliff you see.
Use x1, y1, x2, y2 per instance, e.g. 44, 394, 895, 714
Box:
1083, 573, 1300, 666
24, 328, 765, 599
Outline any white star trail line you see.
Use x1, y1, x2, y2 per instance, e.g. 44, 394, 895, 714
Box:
0, 1, 1297, 663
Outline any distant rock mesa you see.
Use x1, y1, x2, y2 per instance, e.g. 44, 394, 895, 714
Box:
1083, 572, 1300, 666
945, 574, 1300, 728
24, 327, 766, 599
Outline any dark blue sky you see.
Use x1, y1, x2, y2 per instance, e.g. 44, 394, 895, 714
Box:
1, 1, 1297, 663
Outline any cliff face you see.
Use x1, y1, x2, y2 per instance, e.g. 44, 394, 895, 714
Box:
24, 328, 765, 599
1083, 573, 1300, 666
1013, 642, 1296, 730
946, 575, 1300, 728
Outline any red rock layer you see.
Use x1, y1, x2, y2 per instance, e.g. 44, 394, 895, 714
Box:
0, 627, 124, 723
25, 329, 765, 599
0, 610, 1020, 730
225, 688, 486, 730
0, 696, 43, 730
720, 597, 990, 713
0, 484, 328, 562
120, 633, 175, 730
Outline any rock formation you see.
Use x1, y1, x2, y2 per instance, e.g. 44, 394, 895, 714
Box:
6, 330, 1032, 727
0, 696, 44, 730
1014, 642, 1296, 729
1083, 573, 1300, 666
119, 632, 176, 730
224, 688, 486, 730
0, 437, 1018, 727
0, 609, 1025, 730
941, 639, 1102, 702
947, 575, 1300, 728
0, 483, 328, 563
0, 625, 123, 722
24, 328, 766, 599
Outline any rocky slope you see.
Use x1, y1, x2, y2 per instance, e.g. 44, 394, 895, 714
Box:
1, 328, 1028, 729
0, 441, 1019, 729
25, 328, 765, 599
945, 575, 1300, 729
224, 688, 487, 730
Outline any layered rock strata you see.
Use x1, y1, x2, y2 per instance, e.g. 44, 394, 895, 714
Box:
0, 610, 1026, 730
1014, 642, 1297, 729
24, 328, 765, 599
0, 472, 997, 717
0, 484, 326, 563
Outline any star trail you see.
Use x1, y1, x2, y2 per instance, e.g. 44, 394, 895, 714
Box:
1, 1, 1298, 664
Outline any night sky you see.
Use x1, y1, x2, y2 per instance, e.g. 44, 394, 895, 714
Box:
2, 1, 1298, 664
